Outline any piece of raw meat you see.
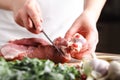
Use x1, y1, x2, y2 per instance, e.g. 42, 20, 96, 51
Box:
0, 38, 71, 63
0, 33, 86, 63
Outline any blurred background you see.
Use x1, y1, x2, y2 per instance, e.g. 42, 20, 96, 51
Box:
96, 0, 120, 53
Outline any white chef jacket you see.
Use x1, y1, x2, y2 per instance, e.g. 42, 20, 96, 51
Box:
0, 0, 84, 46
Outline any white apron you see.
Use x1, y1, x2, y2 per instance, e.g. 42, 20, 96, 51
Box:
0, 0, 84, 46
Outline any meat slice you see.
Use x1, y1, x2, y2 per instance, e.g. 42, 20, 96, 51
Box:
0, 38, 71, 63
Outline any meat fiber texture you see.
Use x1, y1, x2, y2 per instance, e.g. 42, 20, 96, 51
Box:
0, 33, 86, 63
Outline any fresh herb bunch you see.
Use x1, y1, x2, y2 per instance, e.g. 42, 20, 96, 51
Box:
0, 57, 80, 80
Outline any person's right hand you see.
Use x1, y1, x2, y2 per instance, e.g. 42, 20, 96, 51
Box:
12, 0, 43, 34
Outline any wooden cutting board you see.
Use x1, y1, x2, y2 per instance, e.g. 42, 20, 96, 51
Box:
96, 52, 120, 62
66, 52, 120, 66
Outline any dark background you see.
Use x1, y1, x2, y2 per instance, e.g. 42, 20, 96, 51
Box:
96, 0, 120, 53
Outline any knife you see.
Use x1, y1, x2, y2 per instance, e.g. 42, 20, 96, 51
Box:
31, 21, 64, 55
42, 30, 64, 55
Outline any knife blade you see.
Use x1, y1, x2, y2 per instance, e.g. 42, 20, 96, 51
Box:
31, 21, 64, 55
42, 30, 64, 55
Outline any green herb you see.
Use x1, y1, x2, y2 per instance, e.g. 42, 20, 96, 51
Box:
0, 57, 80, 80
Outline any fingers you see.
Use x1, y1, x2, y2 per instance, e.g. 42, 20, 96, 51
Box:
71, 32, 98, 59
64, 20, 81, 40
13, 0, 43, 34
26, 0, 43, 33
20, 10, 30, 29
27, 17, 41, 34
14, 10, 24, 27
65, 28, 76, 40
71, 43, 96, 59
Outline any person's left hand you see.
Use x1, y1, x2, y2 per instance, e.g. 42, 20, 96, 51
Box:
64, 11, 99, 59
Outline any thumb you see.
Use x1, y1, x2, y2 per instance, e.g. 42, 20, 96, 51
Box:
64, 26, 78, 40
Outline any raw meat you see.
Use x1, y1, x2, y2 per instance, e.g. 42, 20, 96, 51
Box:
54, 33, 86, 59
0, 38, 71, 63
0, 33, 86, 63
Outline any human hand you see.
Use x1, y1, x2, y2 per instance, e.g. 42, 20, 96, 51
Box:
64, 11, 99, 59
12, 0, 42, 34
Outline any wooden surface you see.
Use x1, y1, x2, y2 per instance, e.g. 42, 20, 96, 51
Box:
96, 52, 120, 61
66, 52, 120, 66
